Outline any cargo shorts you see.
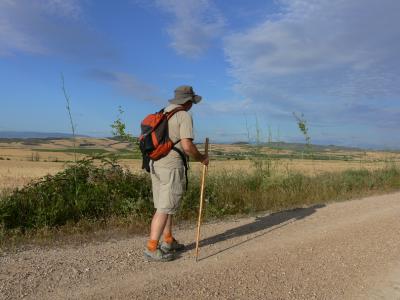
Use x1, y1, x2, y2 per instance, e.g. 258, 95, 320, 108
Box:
150, 166, 186, 214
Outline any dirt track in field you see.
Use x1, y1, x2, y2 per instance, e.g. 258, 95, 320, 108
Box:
1, 192, 400, 299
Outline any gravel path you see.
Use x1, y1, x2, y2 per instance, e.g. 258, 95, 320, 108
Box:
1, 192, 400, 299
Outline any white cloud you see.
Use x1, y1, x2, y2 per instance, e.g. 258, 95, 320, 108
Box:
224, 0, 400, 127
0, 0, 81, 55
206, 98, 253, 113
155, 0, 225, 58
0, 17, 46, 56
0, 0, 113, 60
41, 0, 82, 19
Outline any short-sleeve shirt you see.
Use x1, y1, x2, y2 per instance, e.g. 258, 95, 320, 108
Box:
153, 104, 194, 169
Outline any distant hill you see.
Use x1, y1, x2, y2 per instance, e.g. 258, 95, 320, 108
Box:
0, 132, 397, 152
230, 141, 364, 152
0, 131, 87, 139
266, 141, 364, 152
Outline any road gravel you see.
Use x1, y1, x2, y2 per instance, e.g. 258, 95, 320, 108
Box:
1, 192, 400, 299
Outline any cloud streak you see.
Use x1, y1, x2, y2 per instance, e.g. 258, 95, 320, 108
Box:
155, 0, 225, 58
87, 69, 162, 103
223, 0, 400, 129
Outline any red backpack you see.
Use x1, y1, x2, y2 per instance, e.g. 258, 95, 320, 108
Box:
139, 107, 187, 172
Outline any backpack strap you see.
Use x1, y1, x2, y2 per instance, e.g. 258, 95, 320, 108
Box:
166, 106, 186, 120
172, 145, 189, 190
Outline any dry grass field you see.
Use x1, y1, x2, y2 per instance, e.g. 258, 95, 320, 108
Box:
0, 160, 65, 191
1, 137, 399, 192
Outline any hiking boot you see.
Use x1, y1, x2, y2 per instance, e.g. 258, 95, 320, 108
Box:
144, 248, 175, 262
160, 238, 185, 253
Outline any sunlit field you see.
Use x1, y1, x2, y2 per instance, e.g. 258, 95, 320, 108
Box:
1, 137, 399, 192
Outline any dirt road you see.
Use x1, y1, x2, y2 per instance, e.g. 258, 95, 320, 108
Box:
1, 192, 400, 299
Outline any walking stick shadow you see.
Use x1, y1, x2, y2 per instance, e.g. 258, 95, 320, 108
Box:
184, 204, 325, 261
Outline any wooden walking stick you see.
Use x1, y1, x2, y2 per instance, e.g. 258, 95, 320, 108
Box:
195, 137, 209, 261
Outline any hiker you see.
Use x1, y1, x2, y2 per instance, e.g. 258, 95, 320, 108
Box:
144, 85, 209, 261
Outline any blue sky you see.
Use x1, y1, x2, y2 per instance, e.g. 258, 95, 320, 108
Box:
1, 0, 400, 149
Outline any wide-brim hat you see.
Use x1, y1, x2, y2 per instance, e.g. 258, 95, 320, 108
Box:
168, 85, 202, 105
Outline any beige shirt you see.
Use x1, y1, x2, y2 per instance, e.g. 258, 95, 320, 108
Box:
153, 104, 194, 169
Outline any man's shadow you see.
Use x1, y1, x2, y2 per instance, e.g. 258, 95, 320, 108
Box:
183, 204, 325, 261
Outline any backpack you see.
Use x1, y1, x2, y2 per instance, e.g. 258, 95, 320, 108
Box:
139, 107, 189, 185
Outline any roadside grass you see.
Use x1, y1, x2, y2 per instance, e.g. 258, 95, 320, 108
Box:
1, 158, 400, 249
197, 166, 400, 217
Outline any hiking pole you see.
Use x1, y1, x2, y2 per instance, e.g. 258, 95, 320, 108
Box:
195, 137, 209, 262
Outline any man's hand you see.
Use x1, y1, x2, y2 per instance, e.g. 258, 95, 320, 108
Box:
181, 138, 209, 166
200, 154, 209, 166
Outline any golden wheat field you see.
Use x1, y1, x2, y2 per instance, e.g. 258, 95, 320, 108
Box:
1, 137, 399, 192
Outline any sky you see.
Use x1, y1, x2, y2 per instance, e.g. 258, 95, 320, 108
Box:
1, 0, 400, 149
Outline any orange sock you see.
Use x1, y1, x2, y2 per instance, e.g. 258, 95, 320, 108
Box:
163, 232, 173, 244
147, 239, 158, 252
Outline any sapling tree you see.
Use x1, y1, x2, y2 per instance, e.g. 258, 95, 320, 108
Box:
111, 106, 138, 145
61, 73, 78, 200
293, 112, 313, 158
61, 73, 77, 164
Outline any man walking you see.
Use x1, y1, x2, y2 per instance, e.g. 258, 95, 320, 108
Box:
144, 85, 209, 261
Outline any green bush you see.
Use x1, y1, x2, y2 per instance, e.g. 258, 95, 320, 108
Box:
0, 160, 153, 230
196, 166, 400, 218
0, 160, 399, 233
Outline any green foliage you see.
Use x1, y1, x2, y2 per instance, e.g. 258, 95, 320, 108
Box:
0, 159, 152, 230
201, 166, 400, 216
111, 106, 138, 145
293, 112, 312, 156
1, 159, 399, 234
293, 112, 310, 143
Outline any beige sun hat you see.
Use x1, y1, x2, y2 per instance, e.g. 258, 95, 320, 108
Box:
168, 85, 202, 105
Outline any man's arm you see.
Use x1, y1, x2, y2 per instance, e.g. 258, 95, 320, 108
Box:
181, 138, 209, 165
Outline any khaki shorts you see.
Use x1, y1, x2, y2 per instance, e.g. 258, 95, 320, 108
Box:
151, 166, 186, 214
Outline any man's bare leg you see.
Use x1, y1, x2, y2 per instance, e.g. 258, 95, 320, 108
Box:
163, 214, 172, 236
149, 211, 168, 242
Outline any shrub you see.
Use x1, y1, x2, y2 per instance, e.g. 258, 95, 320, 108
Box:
0, 160, 399, 234
0, 159, 153, 230
196, 166, 400, 219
